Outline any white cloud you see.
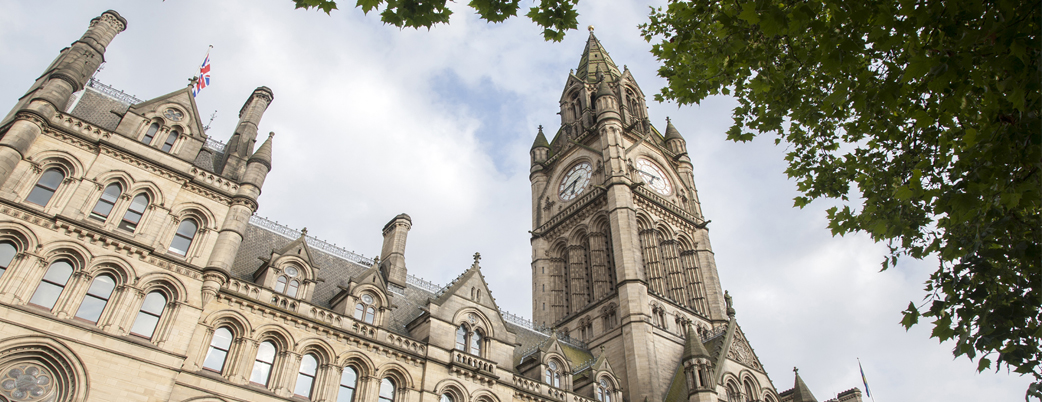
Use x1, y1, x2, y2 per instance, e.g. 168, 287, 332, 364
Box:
0, 0, 1032, 400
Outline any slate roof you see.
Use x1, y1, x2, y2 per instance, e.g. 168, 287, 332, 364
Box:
67, 87, 130, 131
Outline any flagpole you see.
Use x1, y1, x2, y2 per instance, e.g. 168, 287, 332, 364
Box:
858, 358, 876, 402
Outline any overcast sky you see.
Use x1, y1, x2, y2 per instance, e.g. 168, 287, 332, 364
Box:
0, 1, 1032, 400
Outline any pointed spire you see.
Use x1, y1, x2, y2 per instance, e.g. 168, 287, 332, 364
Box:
532, 125, 550, 149
791, 368, 819, 402
664, 117, 685, 141
248, 131, 274, 169
682, 325, 711, 360
575, 28, 622, 84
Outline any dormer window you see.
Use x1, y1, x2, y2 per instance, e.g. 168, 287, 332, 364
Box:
141, 123, 159, 145
354, 293, 376, 324
274, 266, 300, 298
545, 360, 562, 388
596, 379, 614, 402
160, 131, 178, 152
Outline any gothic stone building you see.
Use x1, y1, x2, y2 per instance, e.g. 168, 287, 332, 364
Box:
0, 10, 863, 402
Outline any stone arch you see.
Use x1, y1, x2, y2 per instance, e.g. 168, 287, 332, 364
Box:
135, 272, 189, 304
125, 180, 166, 208
83, 255, 136, 285
336, 350, 375, 378
31, 150, 84, 179
470, 388, 499, 402
434, 379, 468, 402
39, 241, 92, 270
295, 337, 335, 364
0, 221, 39, 253
201, 310, 252, 339
451, 308, 494, 338
252, 324, 295, 351
376, 363, 414, 391
181, 397, 231, 402
169, 202, 216, 230
0, 335, 90, 402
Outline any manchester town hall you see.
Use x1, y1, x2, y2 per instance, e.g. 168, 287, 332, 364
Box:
0, 10, 865, 402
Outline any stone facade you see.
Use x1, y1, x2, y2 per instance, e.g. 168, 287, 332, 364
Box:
0, 10, 861, 402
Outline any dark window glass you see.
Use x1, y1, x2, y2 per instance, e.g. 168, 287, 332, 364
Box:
29, 260, 73, 309
0, 241, 16, 278
160, 131, 178, 152
142, 123, 159, 145
118, 194, 149, 232
337, 367, 357, 402
169, 219, 198, 256
90, 183, 122, 220
74, 274, 116, 323
130, 291, 167, 339
250, 341, 276, 385
294, 354, 318, 398
378, 378, 395, 402
27, 169, 64, 206
203, 327, 232, 372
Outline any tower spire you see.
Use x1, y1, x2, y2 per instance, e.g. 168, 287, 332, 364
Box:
575, 29, 621, 84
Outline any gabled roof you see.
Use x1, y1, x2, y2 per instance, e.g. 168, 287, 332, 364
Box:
432, 255, 501, 312
350, 259, 389, 295
272, 229, 318, 268
128, 86, 208, 140
575, 29, 622, 85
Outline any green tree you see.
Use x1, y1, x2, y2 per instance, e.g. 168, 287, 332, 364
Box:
294, 0, 1042, 383
640, 0, 1040, 381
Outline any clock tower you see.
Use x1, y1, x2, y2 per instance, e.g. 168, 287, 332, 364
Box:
530, 29, 730, 401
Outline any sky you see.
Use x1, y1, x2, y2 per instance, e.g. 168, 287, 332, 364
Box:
0, 1, 1032, 400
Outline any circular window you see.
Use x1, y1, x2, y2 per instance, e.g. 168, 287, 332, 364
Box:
163, 108, 184, 122
284, 266, 299, 277
0, 364, 55, 401
361, 294, 374, 304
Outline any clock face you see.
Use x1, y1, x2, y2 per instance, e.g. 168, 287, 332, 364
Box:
163, 108, 184, 122
635, 158, 672, 195
558, 162, 593, 201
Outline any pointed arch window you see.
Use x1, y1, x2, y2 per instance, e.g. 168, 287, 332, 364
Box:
203, 327, 233, 372
250, 341, 276, 386
274, 266, 300, 298
160, 130, 178, 152
596, 379, 613, 402
141, 123, 160, 145
469, 328, 483, 356
743, 380, 757, 402
353, 293, 376, 324
455, 325, 467, 351
0, 241, 16, 278
378, 378, 396, 402
27, 169, 64, 207
118, 194, 149, 232
90, 183, 122, 221
293, 354, 318, 398
169, 218, 198, 256
545, 360, 562, 388
74, 274, 116, 323
130, 291, 167, 339
29, 260, 74, 310
336, 366, 358, 402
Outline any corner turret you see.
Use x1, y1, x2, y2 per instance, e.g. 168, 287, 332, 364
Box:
243, 132, 273, 190
531, 125, 550, 165
222, 86, 274, 180
682, 325, 715, 402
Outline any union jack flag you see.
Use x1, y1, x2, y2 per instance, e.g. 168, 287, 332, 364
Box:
193, 47, 211, 97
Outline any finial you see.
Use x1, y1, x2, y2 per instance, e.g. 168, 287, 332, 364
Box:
473, 252, 481, 264
187, 76, 199, 88
666, 116, 671, 123
301, 227, 308, 236
269, 131, 275, 139
538, 125, 543, 133
793, 367, 799, 374
588, 25, 595, 32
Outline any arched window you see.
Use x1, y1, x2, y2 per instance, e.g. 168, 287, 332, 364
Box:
455, 325, 467, 351
596, 379, 613, 402
726, 382, 741, 402
293, 354, 318, 398
74, 274, 116, 323
545, 360, 561, 388
744, 380, 757, 402
202, 327, 233, 372
141, 123, 159, 145
130, 291, 167, 339
469, 328, 483, 356
27, 169, 65, 207
250, 341, 276, 386
28, 260, 74, 310
90, 183, 122, 221
378, 378, 396, 402
160, 130, 178, 152
118, 194, 149, 232
440, 394, 454, 402
336, 366, 358, 402
353, 293, 376, 324
274, 266, 301, 298
168, 218, 198, 256
0, 241, 16, 278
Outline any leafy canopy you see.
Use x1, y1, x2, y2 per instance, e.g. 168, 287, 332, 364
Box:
642, 0, 1041, 381
294, 0, 1042, 383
